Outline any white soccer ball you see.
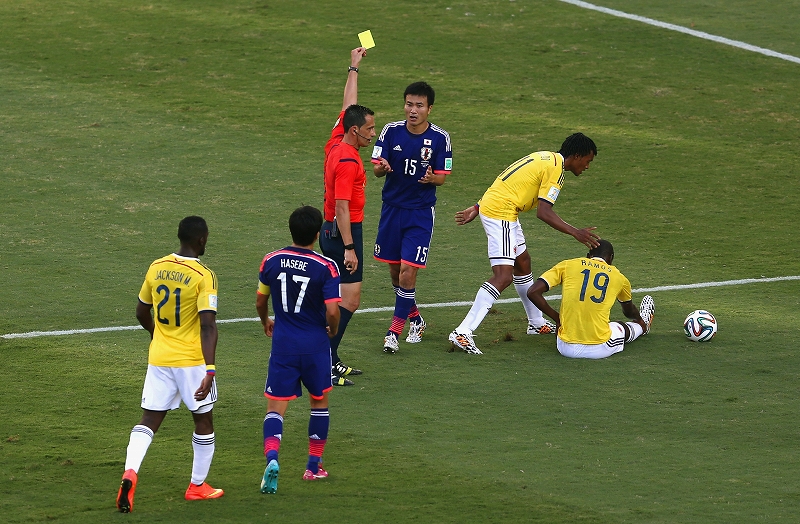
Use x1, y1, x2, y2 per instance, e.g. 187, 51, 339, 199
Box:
683, 310, 717, 342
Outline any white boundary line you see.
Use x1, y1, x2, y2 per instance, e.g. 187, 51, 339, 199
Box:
559, 0, 800, 65
3, 275, 799, 340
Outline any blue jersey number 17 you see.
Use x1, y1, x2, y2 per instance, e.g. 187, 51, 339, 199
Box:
276, 272, 310, 313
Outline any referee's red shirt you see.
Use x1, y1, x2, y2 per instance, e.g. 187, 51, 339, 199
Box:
323, 111, 366, 223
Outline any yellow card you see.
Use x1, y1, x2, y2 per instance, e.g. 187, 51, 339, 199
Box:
358, 30, 375, 49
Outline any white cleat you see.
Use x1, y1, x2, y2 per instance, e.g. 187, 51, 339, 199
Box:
639, 295, 655, 334
406, 319, 426, 343
527, 320, 557, 335
383, 333, 400, 354
448, 330, 482, 355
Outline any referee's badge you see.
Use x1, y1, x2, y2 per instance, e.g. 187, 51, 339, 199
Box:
420, 147, 432, 161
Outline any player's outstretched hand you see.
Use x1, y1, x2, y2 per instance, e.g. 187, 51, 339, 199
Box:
351, 47, 367, 66
194, 374, 214, 401
573, 227, 600, 248
263, 317, 274, 337
455, 205, 479, 226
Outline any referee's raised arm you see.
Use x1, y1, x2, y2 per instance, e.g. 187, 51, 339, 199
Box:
341, 47, 366, 111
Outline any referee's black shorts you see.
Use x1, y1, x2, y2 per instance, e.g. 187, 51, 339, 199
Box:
319, 221, 363, 284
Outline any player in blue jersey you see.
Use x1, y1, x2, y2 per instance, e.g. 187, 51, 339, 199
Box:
256, 206, 342, 494
371, 81, 452, 353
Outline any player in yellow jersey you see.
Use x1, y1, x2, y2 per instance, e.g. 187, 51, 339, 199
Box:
527, 239, 655, 359
449, 133, 600, 354
117, 216, 223, 513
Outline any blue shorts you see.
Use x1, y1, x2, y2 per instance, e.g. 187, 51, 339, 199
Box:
320, 221, 363, 284
264, 352, 333, 401
373, 203, 435, 268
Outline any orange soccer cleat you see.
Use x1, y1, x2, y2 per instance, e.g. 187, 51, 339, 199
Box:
185, 482, 224, 500
116, 469, 138, 513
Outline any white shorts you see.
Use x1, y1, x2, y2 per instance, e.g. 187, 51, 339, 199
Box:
556, 322, 626, 359
480, 214, 527, 267
141, 364, 217, 413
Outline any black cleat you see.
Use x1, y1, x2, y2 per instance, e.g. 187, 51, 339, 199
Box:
332, 374, 354, 386
333, 361, 362, 376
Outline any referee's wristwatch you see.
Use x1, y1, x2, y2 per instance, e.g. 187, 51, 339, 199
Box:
343, 243, 356, 251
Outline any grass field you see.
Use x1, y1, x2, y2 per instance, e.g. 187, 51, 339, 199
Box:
2, 1, 800, 522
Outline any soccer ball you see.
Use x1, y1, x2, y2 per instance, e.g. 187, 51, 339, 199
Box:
683, 310, 717, 342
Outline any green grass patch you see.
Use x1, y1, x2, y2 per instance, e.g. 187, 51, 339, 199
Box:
2, 1, 800, 522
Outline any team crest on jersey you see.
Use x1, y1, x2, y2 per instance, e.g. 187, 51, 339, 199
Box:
420, 147, 432, 161
372, 145, 382, 158
423, 139, 432, 145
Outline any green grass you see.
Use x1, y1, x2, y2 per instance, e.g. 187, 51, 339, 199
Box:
2, 1, 800, 522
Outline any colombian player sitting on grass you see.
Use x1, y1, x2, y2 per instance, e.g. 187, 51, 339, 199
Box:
527, 239, 655, 359
256, 206, 341, 494
450, 133, 600, 355
117, 216, 223, 513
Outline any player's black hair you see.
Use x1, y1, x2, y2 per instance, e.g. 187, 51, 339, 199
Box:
404, 81, 435, 106
289, 205, 323, 247
343, 104, 374, 132
587, 239, 614, 263
558, 133, 597, 158
177, 216, 208, 244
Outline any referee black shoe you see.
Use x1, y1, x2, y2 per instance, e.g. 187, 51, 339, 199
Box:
333, 361, 362, 376
332, 374, 354, 386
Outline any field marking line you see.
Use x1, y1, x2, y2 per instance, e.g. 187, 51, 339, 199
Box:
558, 0, 800, 65
3, 275, 799, 340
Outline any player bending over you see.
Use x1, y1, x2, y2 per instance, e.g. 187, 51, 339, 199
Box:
450, 133, 600, 354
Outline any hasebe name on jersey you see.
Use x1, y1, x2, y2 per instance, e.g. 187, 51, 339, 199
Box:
281, 258, 308, 271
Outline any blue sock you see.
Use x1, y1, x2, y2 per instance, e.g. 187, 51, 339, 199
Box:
307, 408, 329, 473
263, 412, 283, 464
387, 287, 415, 337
